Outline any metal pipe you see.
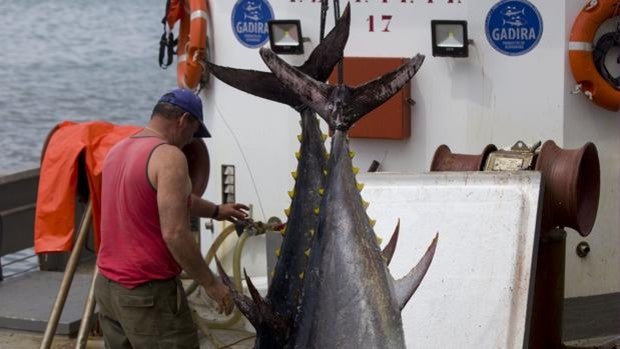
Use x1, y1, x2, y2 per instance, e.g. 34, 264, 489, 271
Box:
333, 0, 343, 84
40, 200, 92, 349
75, 266, 98, 349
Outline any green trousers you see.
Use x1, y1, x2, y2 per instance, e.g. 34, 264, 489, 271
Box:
94, 273, 199, 349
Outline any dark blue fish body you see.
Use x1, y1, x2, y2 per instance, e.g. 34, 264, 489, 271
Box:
293, 130, 406, 348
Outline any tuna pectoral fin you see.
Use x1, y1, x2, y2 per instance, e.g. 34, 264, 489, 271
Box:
382, 219, 400, 266
346, 54, 425, 126
215, 257, 261, 328
394, 233, 438, 310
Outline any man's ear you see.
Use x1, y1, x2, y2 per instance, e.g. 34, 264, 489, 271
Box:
179, 112, 190, 126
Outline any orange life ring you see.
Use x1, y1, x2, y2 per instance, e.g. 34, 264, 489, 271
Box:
568, 0, 620, 111
176, 0, 208, 90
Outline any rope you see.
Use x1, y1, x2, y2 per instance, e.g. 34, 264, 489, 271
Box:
218, 335, 256, 349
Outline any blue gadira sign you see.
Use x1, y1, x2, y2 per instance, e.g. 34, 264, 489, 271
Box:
231, 0, 274, 49
485, 0, 543, 56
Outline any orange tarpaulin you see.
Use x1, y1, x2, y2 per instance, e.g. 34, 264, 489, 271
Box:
34, 121, 140, 254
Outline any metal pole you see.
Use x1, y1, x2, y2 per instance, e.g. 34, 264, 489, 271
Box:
75, 266, 98, 349
319, 0, 329, 41
40, 200, 93, 349
333, 0, 343, 84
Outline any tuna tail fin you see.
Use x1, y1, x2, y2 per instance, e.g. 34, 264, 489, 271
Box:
260, 48, 425, 130
382, 219, 400, 266
345, 54, 425, 126
205, 63, 298, 107
204, 4, 350, 110
259, 47, 334, 125
299, 3, 350, 82
393, 233, 438, 310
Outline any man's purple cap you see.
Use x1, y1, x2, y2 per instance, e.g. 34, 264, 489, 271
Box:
158, 88, 211, 138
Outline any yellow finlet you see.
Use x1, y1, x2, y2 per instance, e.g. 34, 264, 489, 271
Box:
297, 134, 303, 142
352, 167, 360, 175
288, 190, 295, 199
376, 235, 383, 245
275, 248, 281, 257
295, 151, 301, 160
291, 171, 298, 179
323, 170, 328, 176
356, 182, 365, 191
309, 229, 315, 237
318, 188, 325, 196
369, 219, 376, 227
299, 272, 305, 279
349, 151, 356, 158
304, 249, 311, 257
321, 133, 328, 141
284, 208, 291, 217
362, 200, 370, 209
314, 207, 320, 215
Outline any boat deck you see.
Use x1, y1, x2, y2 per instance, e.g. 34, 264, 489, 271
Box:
0, 255, 255, 349
0, 326, 255, 349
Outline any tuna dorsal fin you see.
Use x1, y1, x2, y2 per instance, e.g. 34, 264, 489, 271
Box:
345, 54, 425, 126
243, 270, 290, 337
215, 257, 261, 328
393, 233, 438, 310
382, 219, 400, 266
244, 268, 267, 310
259, 47, 334, 125
204, 4, 350, 110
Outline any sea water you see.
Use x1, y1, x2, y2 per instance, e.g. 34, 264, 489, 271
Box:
0, 0, 178, 174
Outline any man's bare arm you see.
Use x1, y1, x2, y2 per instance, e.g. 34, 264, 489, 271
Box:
189, 194, 249, 221
152, 145, 214, 287
151, 145, 232, 314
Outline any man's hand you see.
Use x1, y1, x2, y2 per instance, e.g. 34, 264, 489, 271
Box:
203, 279, 234, 315
216, 203, 250, 222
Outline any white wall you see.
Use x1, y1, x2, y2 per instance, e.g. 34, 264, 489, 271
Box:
202, 0, 618, 297
563, 0, 620, 297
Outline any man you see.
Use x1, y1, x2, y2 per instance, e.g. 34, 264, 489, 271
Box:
95, 88, 249, 348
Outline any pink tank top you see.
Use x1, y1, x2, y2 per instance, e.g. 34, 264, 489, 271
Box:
97, 136, 182, 288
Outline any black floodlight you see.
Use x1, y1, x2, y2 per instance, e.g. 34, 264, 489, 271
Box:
268, 20, 304, 55
431, 20, 469, 57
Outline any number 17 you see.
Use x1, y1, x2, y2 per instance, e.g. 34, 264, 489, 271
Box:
367, 15, 393, 32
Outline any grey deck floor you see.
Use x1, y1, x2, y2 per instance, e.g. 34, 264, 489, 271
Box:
0, 327, 255, 349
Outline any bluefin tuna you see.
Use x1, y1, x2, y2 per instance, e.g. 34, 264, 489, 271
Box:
210, 6, 351, 348
258, 46, 438, 348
